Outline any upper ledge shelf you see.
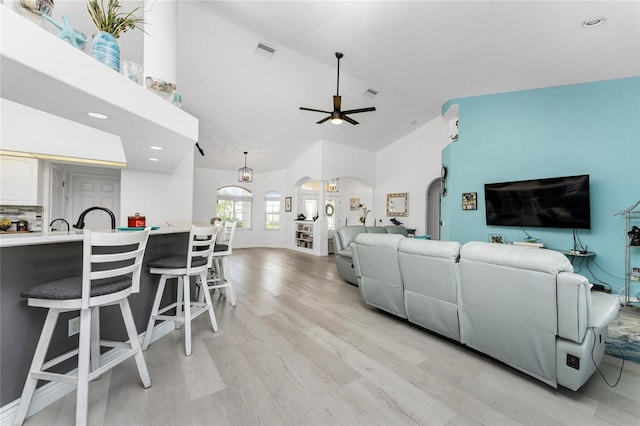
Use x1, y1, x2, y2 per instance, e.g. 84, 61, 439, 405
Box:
0, 5, 199, 173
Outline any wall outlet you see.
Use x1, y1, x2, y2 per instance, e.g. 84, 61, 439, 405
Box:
68, 316, 80, 337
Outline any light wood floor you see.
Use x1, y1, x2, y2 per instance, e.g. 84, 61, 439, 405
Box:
26, 248, 640, 425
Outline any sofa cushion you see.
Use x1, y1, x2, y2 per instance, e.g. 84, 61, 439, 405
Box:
384, 225, 409, 236
338, 247, 353, 258
588, 291, 620, 329
460, 242, 573, 274
353, 233, 407, 317
365, 226, 387, 234
399, 239, 462, 341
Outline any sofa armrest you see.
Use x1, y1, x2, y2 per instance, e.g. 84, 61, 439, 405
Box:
557, 272, 589, 343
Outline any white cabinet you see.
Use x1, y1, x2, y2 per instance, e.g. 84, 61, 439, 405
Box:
0, 156, 39, 205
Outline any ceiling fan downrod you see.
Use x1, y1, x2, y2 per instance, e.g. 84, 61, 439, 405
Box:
335, 51, 343, 96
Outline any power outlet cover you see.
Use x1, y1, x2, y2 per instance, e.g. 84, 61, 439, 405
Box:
68, 317, 80, 337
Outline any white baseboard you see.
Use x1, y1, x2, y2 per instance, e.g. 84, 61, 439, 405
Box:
0, 322, 174, 425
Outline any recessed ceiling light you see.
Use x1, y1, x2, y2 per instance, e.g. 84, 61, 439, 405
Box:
150, 146, 163, 150
87, 111, 109, 119
581, 17, 606, 28
148, 158, 159, 162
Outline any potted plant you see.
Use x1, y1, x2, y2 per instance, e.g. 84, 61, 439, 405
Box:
86, 0, 145, 71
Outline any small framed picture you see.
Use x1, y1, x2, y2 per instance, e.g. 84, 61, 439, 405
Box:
489, 234, 505, 244
632, 267, 640, 281
350, 197, 360, 211
285, 196, 292, 212
462, 192, 477, 210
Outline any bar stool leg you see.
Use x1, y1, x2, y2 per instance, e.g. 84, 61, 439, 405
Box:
75, 307, 92, 426
182, 275, 192, 356
90, 308, 100, 377
13, 309, 60, 425
175, 277, 183, 330
142, 275, 168, 350
200, 270, 219, 332
120, 299, 151, 388
222, 258, 237, 307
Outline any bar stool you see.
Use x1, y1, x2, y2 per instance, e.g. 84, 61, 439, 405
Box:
206, 220, 237, 307
142, 225, 218, 356
13, 228, 152, 426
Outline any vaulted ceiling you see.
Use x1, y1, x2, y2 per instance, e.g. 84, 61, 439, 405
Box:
19, 1, 640, 174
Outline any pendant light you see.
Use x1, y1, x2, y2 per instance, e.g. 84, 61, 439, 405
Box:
238, 151, 253, 182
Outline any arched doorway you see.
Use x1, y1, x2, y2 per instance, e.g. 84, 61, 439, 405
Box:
426, 178, 441, 240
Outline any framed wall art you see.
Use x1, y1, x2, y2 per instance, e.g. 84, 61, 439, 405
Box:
489, 234, 505, 244
462, 192, 477, 210
285, 196, 292, 212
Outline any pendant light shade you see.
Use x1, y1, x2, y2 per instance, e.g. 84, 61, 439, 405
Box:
238, 151, 253, 182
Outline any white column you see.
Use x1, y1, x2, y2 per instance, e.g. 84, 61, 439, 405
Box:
144, 0, 177, 84
317, 181, 328, 256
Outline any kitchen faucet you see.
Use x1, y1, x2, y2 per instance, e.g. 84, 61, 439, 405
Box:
49, 218, 70, 232
73, 206, 116, 230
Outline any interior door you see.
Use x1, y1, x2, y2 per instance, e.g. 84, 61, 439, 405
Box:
70, 174, 120, 230
426, 179, 441, 240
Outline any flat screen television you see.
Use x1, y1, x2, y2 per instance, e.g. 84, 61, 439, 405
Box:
484, 174, 591, 229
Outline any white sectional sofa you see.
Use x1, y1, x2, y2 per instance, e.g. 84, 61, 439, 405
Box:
351, 234, 620, 391
334, 225, 409, 285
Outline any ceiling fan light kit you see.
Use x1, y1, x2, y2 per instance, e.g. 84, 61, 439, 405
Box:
300, 52, 376, 125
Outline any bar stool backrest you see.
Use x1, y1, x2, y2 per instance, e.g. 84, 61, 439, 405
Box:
214, 221, 237, 256
188, 225, 218, 274
82, 228, 150, 309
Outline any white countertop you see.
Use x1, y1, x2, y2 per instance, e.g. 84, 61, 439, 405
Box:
0, 226, 191, 248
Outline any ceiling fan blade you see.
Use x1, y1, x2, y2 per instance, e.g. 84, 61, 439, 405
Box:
300, 107, 332, 114
341, 106, 376, 115
343, 115, 359, 125
333, 95, 341, 112
316, 116, 331, 124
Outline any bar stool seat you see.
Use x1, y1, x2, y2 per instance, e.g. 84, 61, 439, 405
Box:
13, 229, 152, 426
142, 225, 218, 356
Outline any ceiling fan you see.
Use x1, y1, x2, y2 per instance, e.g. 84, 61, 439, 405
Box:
300, 52, 376, 125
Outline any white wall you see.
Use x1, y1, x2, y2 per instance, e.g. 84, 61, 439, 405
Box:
318, 140, 376, 185
120, 148, 195, 226
334, 178, 374, 227
193, 166, 288, 249
374, 115, 449, 235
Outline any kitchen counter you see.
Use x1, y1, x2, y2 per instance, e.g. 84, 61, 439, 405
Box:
1, 228, 193, 407
0, 226, 192, 247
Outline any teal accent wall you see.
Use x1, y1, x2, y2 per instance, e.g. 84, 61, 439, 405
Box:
441, 77, 640, 297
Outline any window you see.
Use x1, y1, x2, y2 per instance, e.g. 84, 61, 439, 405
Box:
216, 186, 252, 229
265, 190, 281, 230
304, 199, 318, 220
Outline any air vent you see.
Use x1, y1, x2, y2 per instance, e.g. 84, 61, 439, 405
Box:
363, 88, 378, 97
255, 43, 276, 59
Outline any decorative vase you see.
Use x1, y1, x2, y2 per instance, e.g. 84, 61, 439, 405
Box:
92, 31, 120, 72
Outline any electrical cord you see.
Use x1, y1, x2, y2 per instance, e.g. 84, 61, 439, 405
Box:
590, 258, 626, 281
590, 328, 624, 387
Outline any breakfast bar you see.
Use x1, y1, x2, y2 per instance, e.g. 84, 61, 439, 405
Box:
0, 227, 191, 407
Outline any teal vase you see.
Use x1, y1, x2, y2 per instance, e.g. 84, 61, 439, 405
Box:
92, 31, 120, 72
